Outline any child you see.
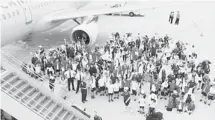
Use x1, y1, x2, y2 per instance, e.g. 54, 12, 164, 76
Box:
207, 84, 215, 106
160, 80, 168, 100
49, 73, 55, 92
98, 75, 105, 96
91, 76, 96, 99
177, 99, 183, 113
114, 80, 120, 99
108, 81, 114, 102
138, 94, 146, 114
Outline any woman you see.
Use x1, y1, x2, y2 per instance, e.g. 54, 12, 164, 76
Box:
59, 75, 67, 99
49, 73, 55, 92
123, 87, 131, 112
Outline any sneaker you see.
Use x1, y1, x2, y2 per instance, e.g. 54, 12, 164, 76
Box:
200, 99, 202, 102
208, 104, 211, 106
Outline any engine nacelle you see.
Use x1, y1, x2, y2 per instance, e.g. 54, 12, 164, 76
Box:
70, 17, 99, 46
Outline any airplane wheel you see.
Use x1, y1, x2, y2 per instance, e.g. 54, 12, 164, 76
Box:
129, 12, 135, 17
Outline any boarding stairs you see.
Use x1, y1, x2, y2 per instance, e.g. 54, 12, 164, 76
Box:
1, 52, 91, 120
1, 70, 83, 120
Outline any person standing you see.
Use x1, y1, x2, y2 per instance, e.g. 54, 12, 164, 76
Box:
91, 75, 96, 99
108, 81, 114, 102
64, 68, 76, 91
76, 69, 84, 94
148, 92, 158, 114
169, 11, 174, 24
80, 80, 88, 103
123, 87, 131, 112
49, 73, 55, 92
175, 11, 180, 25
59, 75, 67, 99
207, 84, 215, 106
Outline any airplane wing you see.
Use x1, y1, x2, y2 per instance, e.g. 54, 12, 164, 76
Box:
51, 1, 188, 23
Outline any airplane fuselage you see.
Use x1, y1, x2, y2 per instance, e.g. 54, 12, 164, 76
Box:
1, 0, 90, 46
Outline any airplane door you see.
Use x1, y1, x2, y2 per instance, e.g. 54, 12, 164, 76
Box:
17, 0, 33, 24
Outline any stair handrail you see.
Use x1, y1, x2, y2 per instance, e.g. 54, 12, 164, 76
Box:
1, 52, 94, 119
0, 78, 70, 120
1, 52, 48, 84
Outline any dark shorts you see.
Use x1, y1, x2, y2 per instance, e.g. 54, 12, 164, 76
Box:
99, 86, 105, 91
55, 69, 60, 72
108, 93, 113, 96
114, 91, 119, 94
132, 90, 137, 96
119, 88, 124, 92
139, 106, 144, 109
124, 99, 131, 106
208, 95, 214, 100
91, 88, 96, 92
201, 92, 207, 96
177, 109, 183, 112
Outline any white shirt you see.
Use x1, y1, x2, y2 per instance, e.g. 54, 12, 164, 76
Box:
91, 77, 96, 88
131, 81, 138, 90
99, 77, 105, 87
108, 84, 114, 93
35, 66, 41, 74
114, 83, 120, 92
161, 81, 168, 89
75, 72, 84, 80
139, 98, 146, 106
209, 87, 215, 95
64, 70, 75, 78
148, 94, 158, 108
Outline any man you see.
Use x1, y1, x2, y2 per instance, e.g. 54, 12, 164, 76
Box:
175, 11, 180, 25
76, 69, 84, 93
169, 11, 174, 24
80, 80, 88, 103
64, 67, 76, 91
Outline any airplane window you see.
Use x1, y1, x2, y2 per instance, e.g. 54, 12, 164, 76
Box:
2, 14, 6, 20
7, 13, 11, 18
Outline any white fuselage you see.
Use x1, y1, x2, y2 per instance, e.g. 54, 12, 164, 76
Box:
1, 0, 90, 46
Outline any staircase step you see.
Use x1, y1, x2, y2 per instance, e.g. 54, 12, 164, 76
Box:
27, 92, 43, 107
43, 102, 58, 117
52, 108, 66, 120
1, 75, 19, 87
40, 100, 55, 116
1, 72, 14, 81
2, 78, 21, 91
26, 91, 41, 107
21, 89, 39, 103
34, 97, 49, 112
15, 85, 33, 99
62, 111, 70, 120
66, 112, 75, 120
46, 105, 62, 120
8, 81, 28, 95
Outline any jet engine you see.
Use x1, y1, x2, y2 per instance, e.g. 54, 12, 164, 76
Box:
70, 16, 99, 46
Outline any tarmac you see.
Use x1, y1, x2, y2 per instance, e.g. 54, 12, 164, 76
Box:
1, 1, 215, 120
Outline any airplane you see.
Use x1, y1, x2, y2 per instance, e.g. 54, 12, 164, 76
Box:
0, 0, 186, 47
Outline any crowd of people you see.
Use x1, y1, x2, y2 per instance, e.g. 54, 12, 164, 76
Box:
23, 31, 215, 119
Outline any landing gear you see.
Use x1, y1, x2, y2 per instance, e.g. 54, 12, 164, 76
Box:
129, 12, 135, 17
